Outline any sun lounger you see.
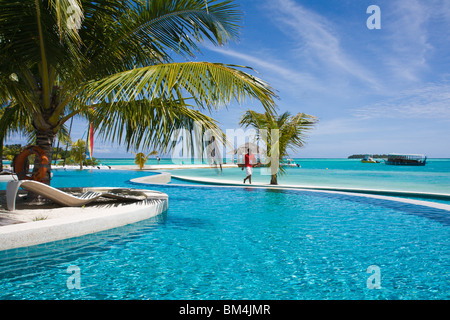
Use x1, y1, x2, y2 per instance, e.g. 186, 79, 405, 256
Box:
5, 180, 147, 211
6, 180, 104, 211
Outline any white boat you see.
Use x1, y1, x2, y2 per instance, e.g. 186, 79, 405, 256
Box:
281, 159, 301, 167
361, 154, 380, 163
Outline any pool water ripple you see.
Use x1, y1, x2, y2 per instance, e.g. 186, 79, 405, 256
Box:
0, 170, 449, 299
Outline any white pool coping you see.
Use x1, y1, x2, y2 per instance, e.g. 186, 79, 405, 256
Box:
0, 189, 168, 251
131, 172, 172, 184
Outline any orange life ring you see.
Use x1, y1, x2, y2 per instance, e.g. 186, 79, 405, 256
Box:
12, 146, 49, 182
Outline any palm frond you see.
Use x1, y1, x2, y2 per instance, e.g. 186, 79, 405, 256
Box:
0, 0, 277, 177
239, 110, 318, 178
109, 0, 240, 62
0, 100, 34, 141
89, 97, 226, 155
82, 61, 277, 114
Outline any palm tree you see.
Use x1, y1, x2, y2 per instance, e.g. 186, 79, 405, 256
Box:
239, 110, 318, 185
70, 139, 87, 169
3, 144, 23, 161
0, 0, 277, 184
132, 151, 155, 170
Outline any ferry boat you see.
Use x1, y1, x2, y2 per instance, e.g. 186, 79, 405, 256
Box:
385, 153, 427, 166
361, 154, 380, 163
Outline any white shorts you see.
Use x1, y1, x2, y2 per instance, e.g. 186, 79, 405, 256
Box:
245, 166, 253, 176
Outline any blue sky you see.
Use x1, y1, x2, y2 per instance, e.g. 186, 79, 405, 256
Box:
8, 0, 450, 158
200, 0, 450, 158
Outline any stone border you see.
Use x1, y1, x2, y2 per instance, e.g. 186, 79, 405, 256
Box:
130, 172, 171, 184
0, 189, 168, 251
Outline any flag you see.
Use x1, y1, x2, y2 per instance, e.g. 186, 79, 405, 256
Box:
86, 123, 94, 160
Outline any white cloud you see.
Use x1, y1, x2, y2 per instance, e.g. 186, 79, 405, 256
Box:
205, 44, 327, 94
353, 82, 450, 120
312, 118, 371, 137
383, 0, 433, 82
265, 0, 383, 90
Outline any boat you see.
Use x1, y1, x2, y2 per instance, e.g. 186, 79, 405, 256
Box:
361, 154, 380, 163
385, 153, 427, 166
281, 159, 301, 167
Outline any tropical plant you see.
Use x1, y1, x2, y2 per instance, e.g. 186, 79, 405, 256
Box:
3, 144, 23, 161
132, 151, 155, 170
0, 101, 33, 171
239, 110, 318, 185
0, 102, 71, 169
84, 157, 99, 167
0, 0, 277, 184
52, 146, 71, 164
70, 139, 87, 169
1, 144, 23, 171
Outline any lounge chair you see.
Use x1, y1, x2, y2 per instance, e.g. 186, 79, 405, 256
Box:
5, 180, 147, 211
6, 180, 104, 211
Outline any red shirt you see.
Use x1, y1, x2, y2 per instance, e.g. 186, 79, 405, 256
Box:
244, 154, 255, 167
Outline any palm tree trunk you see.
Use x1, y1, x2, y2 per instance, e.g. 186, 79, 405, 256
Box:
0, 138, 3, 172
270, 173, 278, 185
35, 129, 56, 185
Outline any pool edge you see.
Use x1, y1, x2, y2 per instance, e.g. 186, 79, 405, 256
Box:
0, 189, 168, 251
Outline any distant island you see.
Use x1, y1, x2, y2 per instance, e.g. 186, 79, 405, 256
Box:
348, 154, 388, 159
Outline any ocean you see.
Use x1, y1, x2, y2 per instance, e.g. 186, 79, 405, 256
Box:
98, 158, 450, 195
2, 158, 448, 196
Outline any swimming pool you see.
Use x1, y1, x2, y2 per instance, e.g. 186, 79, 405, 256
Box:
0, 170, 448, 299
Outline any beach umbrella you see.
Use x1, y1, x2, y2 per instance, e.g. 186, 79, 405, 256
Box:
231, 142, 266, 155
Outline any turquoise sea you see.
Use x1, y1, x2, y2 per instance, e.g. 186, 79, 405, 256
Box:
102, 158, 450, 195
2, 158, 449, 197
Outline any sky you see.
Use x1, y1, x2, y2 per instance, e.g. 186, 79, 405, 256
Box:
7, 0, 450, 158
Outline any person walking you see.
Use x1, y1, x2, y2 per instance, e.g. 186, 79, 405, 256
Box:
243, 149, 258, 184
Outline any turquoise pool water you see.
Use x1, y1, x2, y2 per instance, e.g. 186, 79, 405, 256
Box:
0, 169, 449, 300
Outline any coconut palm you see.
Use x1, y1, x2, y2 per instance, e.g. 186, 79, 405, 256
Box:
132, 150, 155, 170
70, 139, 87, 169
239, 110, 318, 185
0, 0, 277, 184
